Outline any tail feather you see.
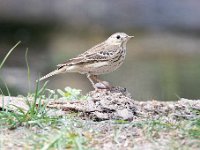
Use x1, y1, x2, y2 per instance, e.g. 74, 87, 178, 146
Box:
37, 67, 65, 82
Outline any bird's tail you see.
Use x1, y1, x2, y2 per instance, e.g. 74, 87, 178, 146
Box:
37, 67, 66, 82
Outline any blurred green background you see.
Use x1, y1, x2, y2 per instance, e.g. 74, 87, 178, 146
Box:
0, 0, 200, 100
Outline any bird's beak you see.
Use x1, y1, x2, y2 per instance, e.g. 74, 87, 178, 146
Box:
126, 35, 134, 41
128, 35, 134, 39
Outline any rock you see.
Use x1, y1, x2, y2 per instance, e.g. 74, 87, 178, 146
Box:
1, 89, 200, 121
115, 109, 134, 120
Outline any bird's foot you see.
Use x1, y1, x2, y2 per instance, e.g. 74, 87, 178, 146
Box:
94, 81, 112, 90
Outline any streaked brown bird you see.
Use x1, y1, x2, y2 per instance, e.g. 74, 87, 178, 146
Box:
38, 32, 134, 89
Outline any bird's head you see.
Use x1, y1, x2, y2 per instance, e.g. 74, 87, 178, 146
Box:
106, 32, 134, 45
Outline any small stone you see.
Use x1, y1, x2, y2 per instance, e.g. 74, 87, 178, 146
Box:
116, 109, 133, 120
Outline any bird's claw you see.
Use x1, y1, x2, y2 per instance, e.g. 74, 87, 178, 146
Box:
94, 81, 112, 91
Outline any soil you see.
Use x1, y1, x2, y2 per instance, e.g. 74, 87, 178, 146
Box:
0, 87, 200, 150
47, 87, 200, 121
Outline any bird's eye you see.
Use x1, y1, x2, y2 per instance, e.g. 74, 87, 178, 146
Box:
116, 35, 120, 39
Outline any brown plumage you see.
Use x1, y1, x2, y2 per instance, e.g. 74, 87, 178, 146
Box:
38, 32, 134, 89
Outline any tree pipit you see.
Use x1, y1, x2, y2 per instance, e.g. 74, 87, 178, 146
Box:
38, 32, 134, 90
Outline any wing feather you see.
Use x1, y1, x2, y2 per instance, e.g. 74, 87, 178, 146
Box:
57, 42, 119, 68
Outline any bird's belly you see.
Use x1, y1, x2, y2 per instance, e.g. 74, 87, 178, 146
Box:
86, 59, 124, 75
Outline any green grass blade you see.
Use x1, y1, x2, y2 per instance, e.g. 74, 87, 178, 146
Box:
38, 81, 49, 96
34, 78, 40, 102
10, 104, 26, 115
41, 133, 63, 150
0, 88, 4, 95
25, 48, 31, 93
25, 97, 32, 108
0, 79, 11, 96
0, 41, 21, 70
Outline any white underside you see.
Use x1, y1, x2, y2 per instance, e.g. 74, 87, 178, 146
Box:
65, 61, 110, 74
85, 61, 109, 68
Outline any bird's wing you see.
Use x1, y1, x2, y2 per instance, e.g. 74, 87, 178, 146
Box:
57, 42, 120, 68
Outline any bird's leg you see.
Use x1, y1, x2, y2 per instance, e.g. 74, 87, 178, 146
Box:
86, 74, 98, 90
91, 75, 102, 83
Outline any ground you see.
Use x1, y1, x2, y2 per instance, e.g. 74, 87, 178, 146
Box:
0, 87, 200, 150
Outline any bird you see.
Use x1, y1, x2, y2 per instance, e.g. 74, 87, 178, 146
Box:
38, 32, 134, 90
